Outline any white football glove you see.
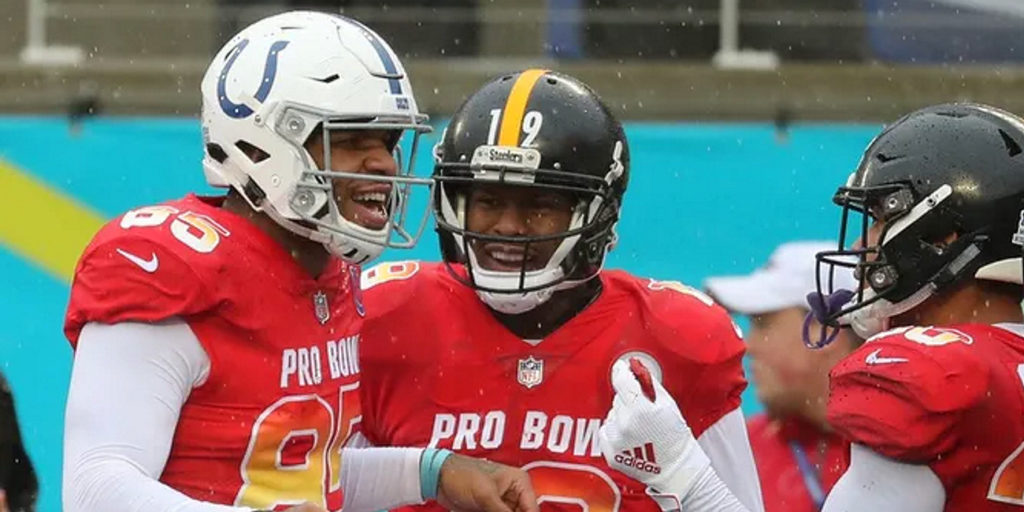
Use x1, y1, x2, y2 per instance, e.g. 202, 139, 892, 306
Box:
599, 358, 711, 509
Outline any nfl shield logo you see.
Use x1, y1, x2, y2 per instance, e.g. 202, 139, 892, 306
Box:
313, 290, 330, 325
517, 356, 544, 389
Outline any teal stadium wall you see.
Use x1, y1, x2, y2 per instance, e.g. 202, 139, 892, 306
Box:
0, 117, 880, 511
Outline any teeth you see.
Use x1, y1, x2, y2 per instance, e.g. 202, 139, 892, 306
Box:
490, 250, 526, 264
354, 192, 387, 203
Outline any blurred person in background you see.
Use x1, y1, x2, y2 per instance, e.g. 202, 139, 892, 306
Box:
705, 241, 858, 512
0, 372, 37, 512
60, 11, 535, 512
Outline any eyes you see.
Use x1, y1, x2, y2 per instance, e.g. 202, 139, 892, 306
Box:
470, 189, 573, 216
329, 132, 391, 152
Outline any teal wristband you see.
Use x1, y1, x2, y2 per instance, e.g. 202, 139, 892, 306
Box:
419, 448, 454, 500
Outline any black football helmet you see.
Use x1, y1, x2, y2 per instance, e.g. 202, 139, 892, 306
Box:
433, 69, 629, 313
809, 103, 1024, 344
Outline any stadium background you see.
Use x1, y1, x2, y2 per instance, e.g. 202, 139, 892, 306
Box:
3, 0, 1024, 510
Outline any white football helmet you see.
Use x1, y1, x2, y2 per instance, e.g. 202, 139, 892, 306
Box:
200, 11, 432, 264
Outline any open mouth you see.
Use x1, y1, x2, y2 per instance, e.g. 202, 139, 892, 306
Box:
348, 187, 391, 231
476, 243, 544, 272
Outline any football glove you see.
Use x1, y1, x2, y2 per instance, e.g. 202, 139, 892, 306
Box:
598, 358, 711, 509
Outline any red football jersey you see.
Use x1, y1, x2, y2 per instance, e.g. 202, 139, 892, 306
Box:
746, 414, 847, 512
828, 324, 1024, 511
359, 261, 747, 512
64, 194, 364, 511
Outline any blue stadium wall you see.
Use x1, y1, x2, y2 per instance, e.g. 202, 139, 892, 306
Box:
0, 117, 879, 511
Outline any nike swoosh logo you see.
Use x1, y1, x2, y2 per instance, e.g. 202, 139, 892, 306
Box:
865, 348, 908, 365
116, 248, 159, 273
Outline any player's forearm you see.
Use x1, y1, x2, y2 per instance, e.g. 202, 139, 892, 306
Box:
639, 466, 755, 512
64, 454, 252, 512
64, 321, 237, 512
643, 452, 753, 512
676, 465, 752, 512
696, 409, 765, 512
337, 447, 425, 512
648, 409, 762, 512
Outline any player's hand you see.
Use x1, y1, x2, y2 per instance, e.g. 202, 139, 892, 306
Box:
598, 359, 711, 497
436, 453, 539, 512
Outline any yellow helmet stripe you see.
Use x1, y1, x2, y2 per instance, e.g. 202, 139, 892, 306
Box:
497, 69, 549, 147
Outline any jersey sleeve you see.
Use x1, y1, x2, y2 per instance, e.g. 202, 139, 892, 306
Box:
359, 260, 425, 317
64, 223, 219, 347
827, 326, 988, 463
645, 281, 748, 438
677, 306, 747, 438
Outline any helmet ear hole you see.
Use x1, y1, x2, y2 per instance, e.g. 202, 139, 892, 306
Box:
235, 140, 270, 163
206, 143, 228, 164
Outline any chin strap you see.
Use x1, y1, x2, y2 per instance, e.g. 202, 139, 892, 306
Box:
474, 268, 602, 315
802, 289, 854, 349
476, 288, 555, 315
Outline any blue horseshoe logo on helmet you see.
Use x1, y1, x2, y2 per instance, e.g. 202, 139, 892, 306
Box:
217, 38, 290, 119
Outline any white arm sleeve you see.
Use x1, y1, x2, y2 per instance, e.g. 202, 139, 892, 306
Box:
647, 408, 762, 512
63, 320, 246, 512
337, 447, 424, 512
65, 320, 431, 512
822, 443, 945, 512
695, 408, 765, 512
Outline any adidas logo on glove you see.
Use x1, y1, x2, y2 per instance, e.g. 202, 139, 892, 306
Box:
614, 442, 661, 474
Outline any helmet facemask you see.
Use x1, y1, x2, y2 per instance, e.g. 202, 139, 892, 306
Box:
811, 178, 984, 341
435, 147, 620, 314
238, 103, 434, 264
805, 103, 1024, 347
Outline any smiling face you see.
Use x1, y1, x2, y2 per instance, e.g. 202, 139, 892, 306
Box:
304, 128, 399, 231
463, 183, 576, 272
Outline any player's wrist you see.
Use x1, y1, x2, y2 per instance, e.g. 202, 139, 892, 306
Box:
418, 448, 453, 501
645, 440, 711, 505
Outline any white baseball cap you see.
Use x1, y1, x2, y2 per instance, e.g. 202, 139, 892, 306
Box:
704, 241, 857, 315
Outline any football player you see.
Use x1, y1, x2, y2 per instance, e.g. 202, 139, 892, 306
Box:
61, 12, 536, 512
808, 103, 1024, 511
359, 70, 764, 512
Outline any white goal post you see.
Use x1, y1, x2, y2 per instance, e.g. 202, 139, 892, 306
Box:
21, 0, 84, 66
712, 0, 779, 70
